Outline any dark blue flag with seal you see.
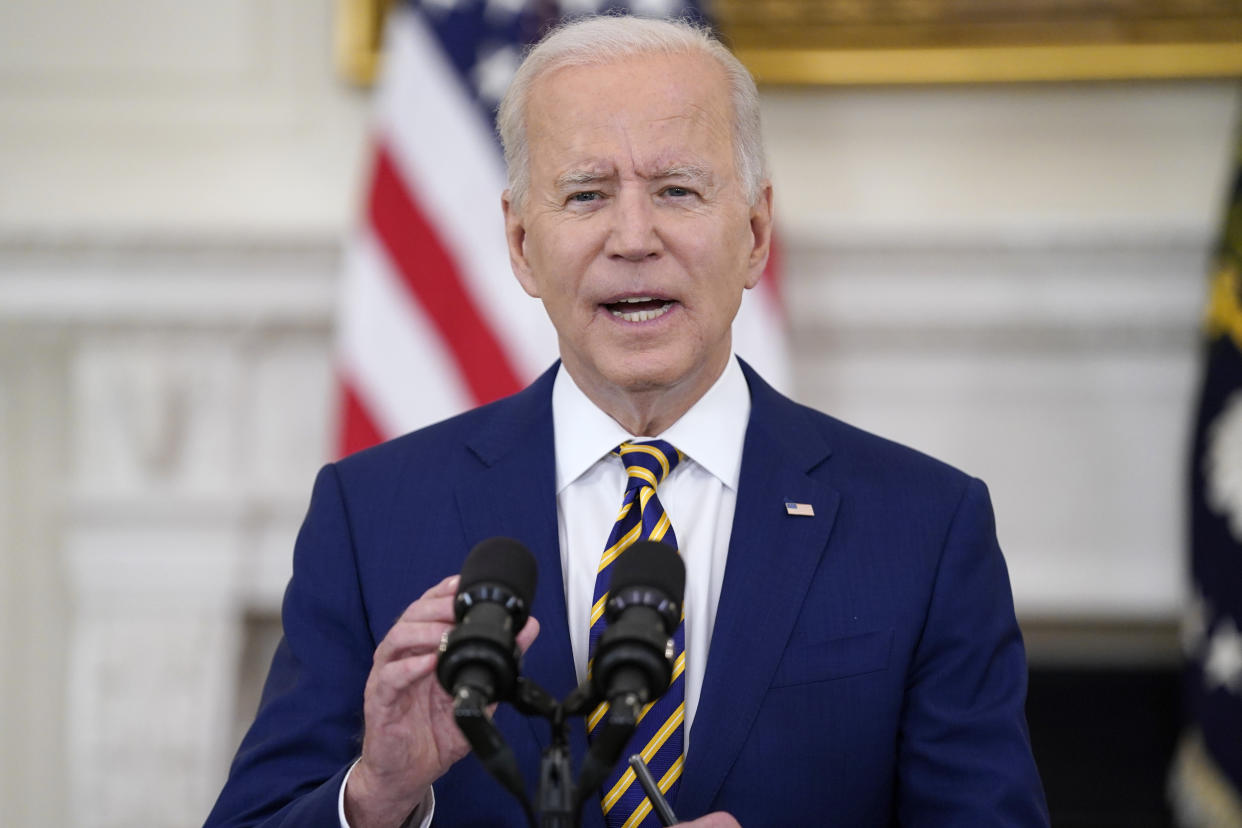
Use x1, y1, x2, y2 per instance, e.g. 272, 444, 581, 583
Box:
1172, 133, 1242, 826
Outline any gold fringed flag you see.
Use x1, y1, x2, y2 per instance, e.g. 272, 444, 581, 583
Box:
1171, 131, 1242, 828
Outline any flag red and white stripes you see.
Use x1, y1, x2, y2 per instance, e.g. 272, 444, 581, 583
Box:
335, 3, 788, 457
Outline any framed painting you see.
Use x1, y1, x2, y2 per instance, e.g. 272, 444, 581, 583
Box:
336, 0, 1242, 85
715, 0, 1242, 84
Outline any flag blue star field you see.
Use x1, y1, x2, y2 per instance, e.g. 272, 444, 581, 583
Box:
1173, 135, 1242, 823
334, 0, 789, 455
413, 0, 709, 137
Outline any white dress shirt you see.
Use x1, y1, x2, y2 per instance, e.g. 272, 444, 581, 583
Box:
341, 355, 751, 826
553, 355, 750, 741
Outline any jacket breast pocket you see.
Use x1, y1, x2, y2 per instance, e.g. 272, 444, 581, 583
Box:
770, 628, 894, 688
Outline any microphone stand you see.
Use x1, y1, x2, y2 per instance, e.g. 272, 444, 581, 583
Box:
451, 687, 538, 827
516, 678, 575, 828
454, 676, 638, 828
447, 540, 682, 826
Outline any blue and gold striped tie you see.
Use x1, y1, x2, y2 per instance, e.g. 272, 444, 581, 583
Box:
589, 439, 685, 828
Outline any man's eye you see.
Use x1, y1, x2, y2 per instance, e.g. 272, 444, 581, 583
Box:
569, 191, 600, 203
663, 186, 693, 198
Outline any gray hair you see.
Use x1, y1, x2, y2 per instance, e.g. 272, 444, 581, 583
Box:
497, 15, 767, 209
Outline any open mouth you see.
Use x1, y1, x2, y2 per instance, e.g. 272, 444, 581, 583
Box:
604, 296, 675, 323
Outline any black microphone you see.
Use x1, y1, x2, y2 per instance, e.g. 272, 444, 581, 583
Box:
591, 540, 685, 708
576, 541, 685, 805
436, 537, 537, 706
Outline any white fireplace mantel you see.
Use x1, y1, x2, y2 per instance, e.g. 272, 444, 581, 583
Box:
0, 206, 1218, 825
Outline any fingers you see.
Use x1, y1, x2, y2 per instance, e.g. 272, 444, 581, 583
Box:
423, 573, 460, 599
375, 620, 451, 662
676, 813, 742, 828
374, 574, 540, 670
399, 593, 455, 624
372, 579, 458, 667
370, 653, 439, 703
400, 575, 459, 622
516, 615, 541, 653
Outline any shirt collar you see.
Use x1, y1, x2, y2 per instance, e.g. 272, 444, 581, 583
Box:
552, 356, 751, 493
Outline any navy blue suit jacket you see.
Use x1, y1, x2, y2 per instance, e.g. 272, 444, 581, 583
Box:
207, 362, 1048, 826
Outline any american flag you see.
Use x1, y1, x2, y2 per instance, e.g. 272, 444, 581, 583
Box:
335, 0, 790, 456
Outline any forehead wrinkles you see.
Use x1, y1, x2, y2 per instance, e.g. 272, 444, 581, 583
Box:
527, 55, 737, 185
550, 115, 730, 181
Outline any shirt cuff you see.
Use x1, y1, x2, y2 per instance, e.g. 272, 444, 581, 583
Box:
338, 759, 436, 828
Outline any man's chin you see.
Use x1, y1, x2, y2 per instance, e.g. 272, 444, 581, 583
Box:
600, 356, 689, 395
564, 344, 719, 401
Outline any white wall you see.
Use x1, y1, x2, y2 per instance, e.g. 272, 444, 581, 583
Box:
763, 82, 1240, 618
0, 2, 1238, 825
0, 3, 355, 825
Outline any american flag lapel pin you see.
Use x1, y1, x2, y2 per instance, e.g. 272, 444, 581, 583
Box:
784, 500, 815, 517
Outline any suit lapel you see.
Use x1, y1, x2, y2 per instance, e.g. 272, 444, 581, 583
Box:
450, 362, 835, 824
454, 367, 582, 727
676, 364, 841, 818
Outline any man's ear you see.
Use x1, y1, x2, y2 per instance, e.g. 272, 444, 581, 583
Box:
744, 181, 774, 290
502, 190, 539, 298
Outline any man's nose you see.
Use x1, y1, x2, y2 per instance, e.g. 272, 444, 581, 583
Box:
605, 187, 663, 261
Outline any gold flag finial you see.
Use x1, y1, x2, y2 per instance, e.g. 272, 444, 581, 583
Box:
335, 0, 395, 86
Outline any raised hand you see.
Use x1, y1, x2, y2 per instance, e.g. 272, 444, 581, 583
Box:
344, 574, 540, 827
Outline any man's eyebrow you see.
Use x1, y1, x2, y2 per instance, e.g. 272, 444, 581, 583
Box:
652, 164, 711, 181
555, 169, 613, 190
554, 165, 711, 190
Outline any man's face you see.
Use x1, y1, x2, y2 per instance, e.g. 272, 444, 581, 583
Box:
503, 51, 772, 409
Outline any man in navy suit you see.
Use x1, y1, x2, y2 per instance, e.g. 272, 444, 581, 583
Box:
208, 14, 1047, 828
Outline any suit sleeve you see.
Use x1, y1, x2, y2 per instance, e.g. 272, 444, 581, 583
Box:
205, 464, 377, 827
896, 477, 1050, 827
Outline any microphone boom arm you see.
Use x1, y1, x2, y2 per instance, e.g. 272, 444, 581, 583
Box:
452, 687, 537, 828
573, 690, 641, 815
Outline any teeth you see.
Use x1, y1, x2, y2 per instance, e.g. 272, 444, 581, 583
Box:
619, 296, 654, 303
611, 302, 673, 322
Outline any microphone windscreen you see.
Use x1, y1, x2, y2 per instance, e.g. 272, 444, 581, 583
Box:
459, 537, 538, 606
609, 541, 685, 602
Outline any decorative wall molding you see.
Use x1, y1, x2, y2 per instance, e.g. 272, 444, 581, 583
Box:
1, 233, 338, 826
1, 4, 1232, 824
0, 133, 1225, 827
783, 231, 1209, 621
0, 218, 1214, 826
784, 231, 1211, 347
0, 335, 72, 828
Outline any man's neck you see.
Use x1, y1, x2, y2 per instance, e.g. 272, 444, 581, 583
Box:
563, 352, 732, 437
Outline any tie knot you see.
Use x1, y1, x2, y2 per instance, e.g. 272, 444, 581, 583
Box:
616, 440, 682, 489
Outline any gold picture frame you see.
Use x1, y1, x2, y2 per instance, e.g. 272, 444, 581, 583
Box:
336, 0, 1242, 86
716, 0, 1242, 84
